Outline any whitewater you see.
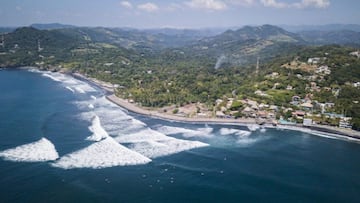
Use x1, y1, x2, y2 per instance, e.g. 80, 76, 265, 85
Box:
0, 69, 216, 169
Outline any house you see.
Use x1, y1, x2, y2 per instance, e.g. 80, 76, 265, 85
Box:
266, 72, 279, 79
325, 103, 335, 108
316, 65, 331, 75
216, 111, 226, 118
216, 99, 224, 105
269, 105, 278, 112
268, 112, 275, 118
308, 57, 321, 64
257, 111, 268, 119
292, 111, 306, 119
301, 102, 313, 111
303, 118, 313, 126
259, 103, 269, 109
245, 99, 259, 111
242, 107, 256, 118
339, 117, 352, 129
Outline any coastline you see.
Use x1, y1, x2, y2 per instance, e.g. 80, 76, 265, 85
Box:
106, 94, 257, 125
106, 93, 360, 142
17, 67, 360, 142
70, 71, 360, 142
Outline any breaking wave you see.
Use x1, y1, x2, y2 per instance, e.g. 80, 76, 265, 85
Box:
40, 71, 97, 94
219, 128, 251, 137
52, 137, 151, 169
65, 86, 75, 93
247, 124, 260, 131
128, 139, 209, 158
86, 115, 109, 142
0, 138, 59, 162
155, 126, 214, 138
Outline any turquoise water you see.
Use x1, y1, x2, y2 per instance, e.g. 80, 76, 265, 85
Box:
1, 68, 360, 202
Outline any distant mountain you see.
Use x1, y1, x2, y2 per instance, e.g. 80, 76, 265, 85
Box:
0, 27, 16, 34
55, 27, 203, 50
143, 28, 225, 37
299, 30, 360, 45
30, 23, 76, 30
180, 25, 304, 66
280, 24, 360, 32
206, 24, 303, 43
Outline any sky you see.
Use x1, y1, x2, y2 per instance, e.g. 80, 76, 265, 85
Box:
0, 0, 359, 28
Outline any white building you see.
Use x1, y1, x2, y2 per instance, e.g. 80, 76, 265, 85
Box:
339, 117, 352, 129
316, 65, 331, 75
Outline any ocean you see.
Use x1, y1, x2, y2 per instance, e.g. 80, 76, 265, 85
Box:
1, 68, 360, 202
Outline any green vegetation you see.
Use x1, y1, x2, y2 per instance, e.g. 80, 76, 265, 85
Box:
1, 25, 360, 129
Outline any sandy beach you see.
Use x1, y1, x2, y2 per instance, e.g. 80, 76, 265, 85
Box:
106, 94, 257, 125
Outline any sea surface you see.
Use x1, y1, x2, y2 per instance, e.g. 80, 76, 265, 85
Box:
1, 68, 360, 202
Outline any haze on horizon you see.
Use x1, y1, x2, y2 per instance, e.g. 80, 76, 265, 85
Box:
1, 0, 359, 29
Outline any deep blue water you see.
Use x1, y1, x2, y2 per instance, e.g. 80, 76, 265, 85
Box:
1, 68, 360, 202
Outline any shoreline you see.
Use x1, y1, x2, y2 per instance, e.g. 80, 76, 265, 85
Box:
70, 71, 360, 142
106, 94, 360, 142
16, 67, 360, 142
106, 94, 257, 125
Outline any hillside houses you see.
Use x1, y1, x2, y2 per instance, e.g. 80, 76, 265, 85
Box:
315, 65, 331, 75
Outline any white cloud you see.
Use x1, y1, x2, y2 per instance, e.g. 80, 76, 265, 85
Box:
120, 1, 133, 9
185, 0, 227, 11
226, 0, 255, 6
260, 0, 287, 8
293, 0, 330, 9
137, 2, 159, 12
261, 0, 330, 9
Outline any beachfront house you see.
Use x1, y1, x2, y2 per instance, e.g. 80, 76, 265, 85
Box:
339, 117, 352, 129
292, 111, 306, 120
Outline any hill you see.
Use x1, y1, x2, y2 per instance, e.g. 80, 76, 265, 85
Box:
299, 30, 360, 45
30, 23, 76, 30
177, 25, 304, 67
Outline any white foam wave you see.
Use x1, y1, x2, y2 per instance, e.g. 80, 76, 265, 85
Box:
27, 67, 42, 73
40, 71, 96, 94
65, 86, 75, 93
91, 95, 97, 100
76, 96, 208, 160
42, 73, 62, 82
74, 87, 86, 94
128, 139, 209, 158
115, 127, 172, 143
52, 137, 151, 169
156, 126, 213, 138
219, 128, 251, 137
88, 104, 94, 109
86, 116, 109, 141
77, 97, 147, 136
247, 124, 260, 131
0, 138, 59, 162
